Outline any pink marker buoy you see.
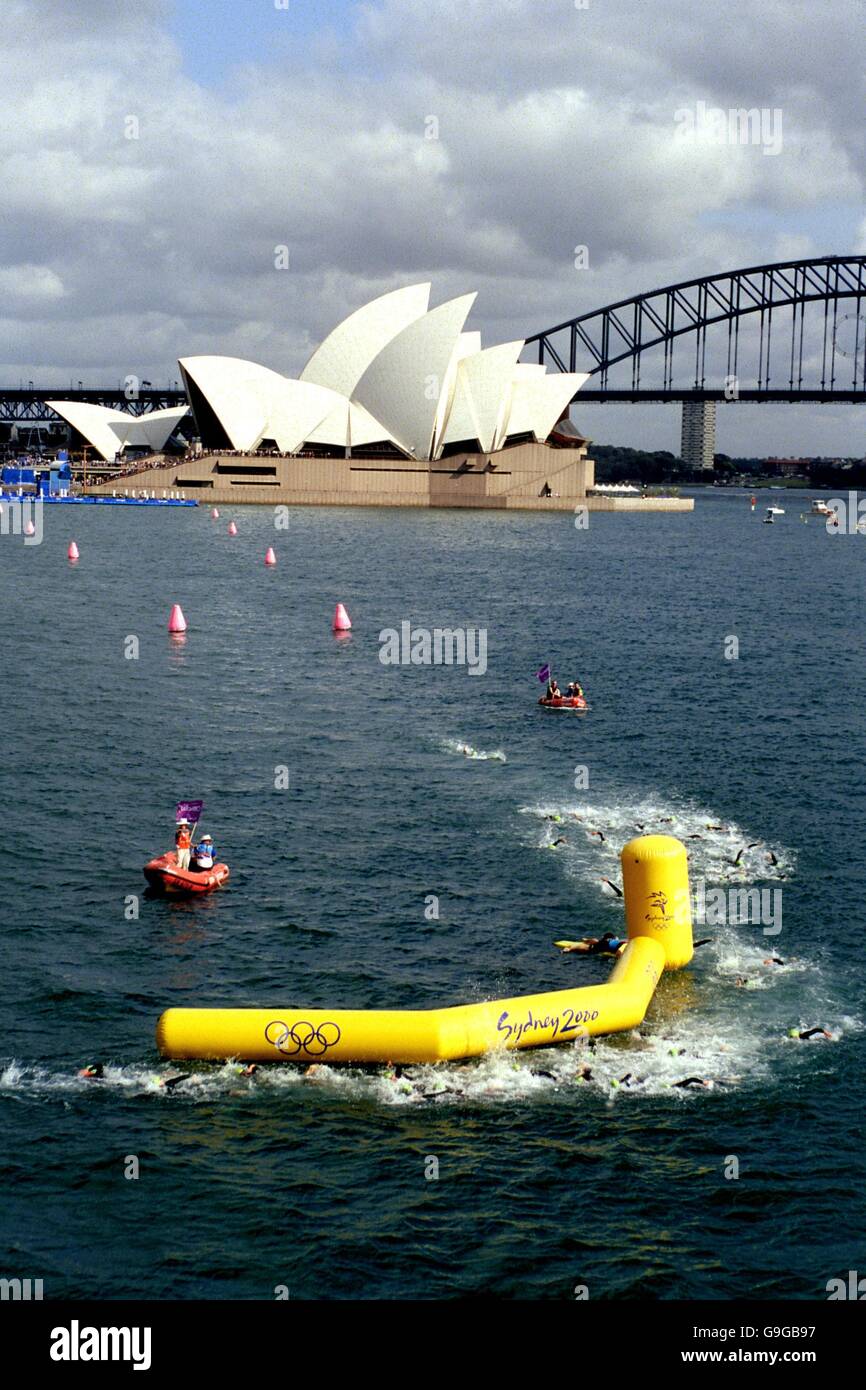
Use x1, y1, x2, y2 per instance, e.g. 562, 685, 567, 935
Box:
24, 520, 36, 536
211, 508, 220, 519
228, 521, 238, 536
333, 602, 352, 632
67, 541, 79, 562
168, 603, 187, 634
265, 546, 276, 566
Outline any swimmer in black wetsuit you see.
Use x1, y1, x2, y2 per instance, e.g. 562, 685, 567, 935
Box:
157, 1073, 191, 1091
672, 1077, 711, 1089
788, 1026, 831, 1040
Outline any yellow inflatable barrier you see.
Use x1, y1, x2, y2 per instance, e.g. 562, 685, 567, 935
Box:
156, 834, 693, 1066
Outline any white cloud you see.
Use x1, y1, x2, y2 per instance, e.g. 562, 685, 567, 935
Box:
0, 264, 65, 301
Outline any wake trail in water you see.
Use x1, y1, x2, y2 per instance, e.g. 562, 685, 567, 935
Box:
440, 737, 507, 762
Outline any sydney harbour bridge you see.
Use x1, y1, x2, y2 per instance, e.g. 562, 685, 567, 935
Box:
2, 255, 864, 446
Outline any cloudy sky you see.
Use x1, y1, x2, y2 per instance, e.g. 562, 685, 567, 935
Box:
1, 0, 864, 454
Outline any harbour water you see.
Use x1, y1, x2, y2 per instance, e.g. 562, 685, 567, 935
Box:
1, 490, 863, 1299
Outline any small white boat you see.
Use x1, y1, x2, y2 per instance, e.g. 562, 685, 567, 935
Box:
767, 505, 785, 516
809, 500, 836, 517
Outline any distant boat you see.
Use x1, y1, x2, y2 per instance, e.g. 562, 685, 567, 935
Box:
766, 505, 785, 516
763, 508, 775, 524
809, 500, 836, 517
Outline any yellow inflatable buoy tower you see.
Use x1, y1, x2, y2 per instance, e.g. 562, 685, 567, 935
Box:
156, 834, 693, 1065
621, 833, 694, 970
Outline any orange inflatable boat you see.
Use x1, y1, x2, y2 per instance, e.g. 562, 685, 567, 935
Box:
143, 851, 230, 896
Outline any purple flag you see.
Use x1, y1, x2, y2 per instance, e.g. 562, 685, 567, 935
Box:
536, 664, 551, 684
176, 800, 204, 825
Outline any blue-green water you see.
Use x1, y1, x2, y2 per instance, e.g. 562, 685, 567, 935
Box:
1, 491, 863, 1299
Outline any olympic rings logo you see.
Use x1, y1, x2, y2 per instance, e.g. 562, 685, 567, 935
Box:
265, 1019, 342, 1057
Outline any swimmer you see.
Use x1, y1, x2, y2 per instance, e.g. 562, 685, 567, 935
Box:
421, 1084, 458, 1101
157, 1073, 190, 1091
729, 842, 761, 867
763, 957, 784, 966
694, 938, 712, 948
78, 1064, 104, 1080
588, 829, 606, 842
303, 1064, 323, 1079
671, 1076, 712, 1089
600, 877, 623, 897
766, 850, 779, 867
787, 1026, 832, 1041
236, 1063, 258, 1078
549, 836, 567, 848
545, 814, 564, 823
574, 1063, 593, 1083
557, 931, 626, 956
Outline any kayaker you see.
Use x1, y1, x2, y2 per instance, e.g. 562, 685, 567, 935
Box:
175, 819, 192, 870
194, 834, 216, 870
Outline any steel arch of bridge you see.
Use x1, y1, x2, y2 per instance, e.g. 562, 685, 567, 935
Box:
525, 254, 866, 402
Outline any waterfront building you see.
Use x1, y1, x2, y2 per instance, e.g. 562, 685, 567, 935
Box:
680, 401, 717, 470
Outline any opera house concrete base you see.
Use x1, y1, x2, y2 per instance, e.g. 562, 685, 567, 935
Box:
87, 443, 693, 513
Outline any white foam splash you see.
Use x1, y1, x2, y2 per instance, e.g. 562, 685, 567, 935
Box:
441, 737, 507, 762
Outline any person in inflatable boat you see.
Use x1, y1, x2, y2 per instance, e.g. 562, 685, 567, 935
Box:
194, 834, 216, 870
175, 819, 192, 870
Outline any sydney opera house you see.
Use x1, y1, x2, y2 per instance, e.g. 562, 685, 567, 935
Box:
60, 285, 600, 510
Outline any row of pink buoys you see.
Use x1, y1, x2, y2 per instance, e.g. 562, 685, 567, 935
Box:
212, 507, 275, 564
167, 600, 352, 634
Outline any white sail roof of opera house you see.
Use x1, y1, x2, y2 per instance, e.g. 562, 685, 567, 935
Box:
494, 364, 590, 451
174, 285, 589, 461
303, 395, 398, 449
352, 292, 477, 458
300, 283, 432, 397
438, 339, 524, 453
46, 401, 188, 462
178, 356, 384, 455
